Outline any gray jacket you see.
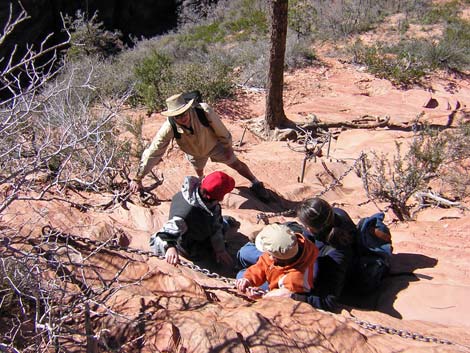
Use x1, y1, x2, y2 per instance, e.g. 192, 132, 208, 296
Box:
152, 176, 225, 257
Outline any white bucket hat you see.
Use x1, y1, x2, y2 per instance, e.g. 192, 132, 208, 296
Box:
255, 223, 299, 260
161, 93, 195, 117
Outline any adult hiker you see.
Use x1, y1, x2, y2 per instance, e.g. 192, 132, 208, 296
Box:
150, 171, 236, 266
236, 197, 358, 311
129, 93, 270, 202
235, 223, 318, 299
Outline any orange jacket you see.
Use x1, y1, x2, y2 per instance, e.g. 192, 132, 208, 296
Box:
244, 234, 319, 293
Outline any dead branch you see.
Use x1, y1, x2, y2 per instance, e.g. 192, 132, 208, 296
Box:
316, 115, 391, 129
414, 191, 468, 210
1, 223, 155, 352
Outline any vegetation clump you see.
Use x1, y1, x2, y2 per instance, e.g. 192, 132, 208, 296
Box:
361, 121, 470, 220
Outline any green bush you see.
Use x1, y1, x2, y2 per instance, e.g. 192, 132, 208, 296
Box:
382, 20, 470, 73
222, 1, 268, 40
350, 40, 429, 87
440, 121, 470, 198
296, 0, 394, 40
171, 59, 234, 102
349, 32, 470, 86
134, 51, 173, 111
177, 0, 268, 45
285, 36, 318, 68
439, 19, 470, 71
289, 0, 318, 37
361, 125, 448, 220
133, 49, 234, 112
64, 10, 124, 60
178, 21, 226, 45
361, 120, 470, 218
420, 0, 462, 25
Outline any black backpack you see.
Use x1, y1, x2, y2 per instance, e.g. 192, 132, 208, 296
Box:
352, 212, 392, 294
168, 90, 211, 139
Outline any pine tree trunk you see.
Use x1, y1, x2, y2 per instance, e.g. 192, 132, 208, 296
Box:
265, 0, 288, 130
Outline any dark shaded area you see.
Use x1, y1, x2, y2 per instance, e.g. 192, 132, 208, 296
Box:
0, 0, 179, 49
341, 252, 438, 318
0, 0, 179, 100
423, 97, 439, 108
236, 185, 300, 215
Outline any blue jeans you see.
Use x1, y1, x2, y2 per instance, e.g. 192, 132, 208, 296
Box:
237, 242, 262, 268
236, 242, 268, 291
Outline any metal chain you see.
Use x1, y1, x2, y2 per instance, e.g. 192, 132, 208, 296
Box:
256, 209, 296, 224
41, 226, 235, 285
350, 316, 454, 345
40, 226, 460, 347
257, 154, 366, 224
315, 153, 365, 198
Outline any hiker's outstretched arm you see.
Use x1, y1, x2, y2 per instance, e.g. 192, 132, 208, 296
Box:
135, 121, 173, 181
243, 255, 269, 288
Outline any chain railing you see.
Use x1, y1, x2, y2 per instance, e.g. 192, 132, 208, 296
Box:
257, 153, 367, 224
41, 226, 236, 285
350, 316, 455, 345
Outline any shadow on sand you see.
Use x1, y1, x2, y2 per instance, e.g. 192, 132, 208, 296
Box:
341, 252, 438, 318
236, 185, 300, 215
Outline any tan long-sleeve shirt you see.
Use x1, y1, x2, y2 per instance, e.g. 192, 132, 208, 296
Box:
135, 103, 232, 180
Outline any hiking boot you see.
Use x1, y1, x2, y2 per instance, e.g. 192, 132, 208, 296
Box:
223, 215, 240, 229
250, 182, 271, 203
222, 215, 240, 233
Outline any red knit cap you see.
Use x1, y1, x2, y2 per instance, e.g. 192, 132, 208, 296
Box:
200, 171, 235, 201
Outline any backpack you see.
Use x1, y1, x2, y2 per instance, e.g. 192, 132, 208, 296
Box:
352, 212, 392, 294
168, 90, 211, 139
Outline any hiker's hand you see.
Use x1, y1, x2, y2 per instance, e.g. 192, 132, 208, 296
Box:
264, 287, 292, 298
215, 250, 233, 267
223, 147, 234, 160
130, 179, 143, 193
235, 278, 252, 292
165, 247, 179, 265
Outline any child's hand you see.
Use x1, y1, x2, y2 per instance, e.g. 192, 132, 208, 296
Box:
235, 278, 252, 292
165, 247, 179, 265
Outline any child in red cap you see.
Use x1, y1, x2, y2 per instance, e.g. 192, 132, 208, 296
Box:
200, 171, 236, 201
151, 171, 235, 266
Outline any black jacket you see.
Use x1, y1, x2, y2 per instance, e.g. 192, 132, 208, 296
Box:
306, 208, 358, 312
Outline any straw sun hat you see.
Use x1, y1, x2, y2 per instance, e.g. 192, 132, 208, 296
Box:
161, 93, 195, 117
